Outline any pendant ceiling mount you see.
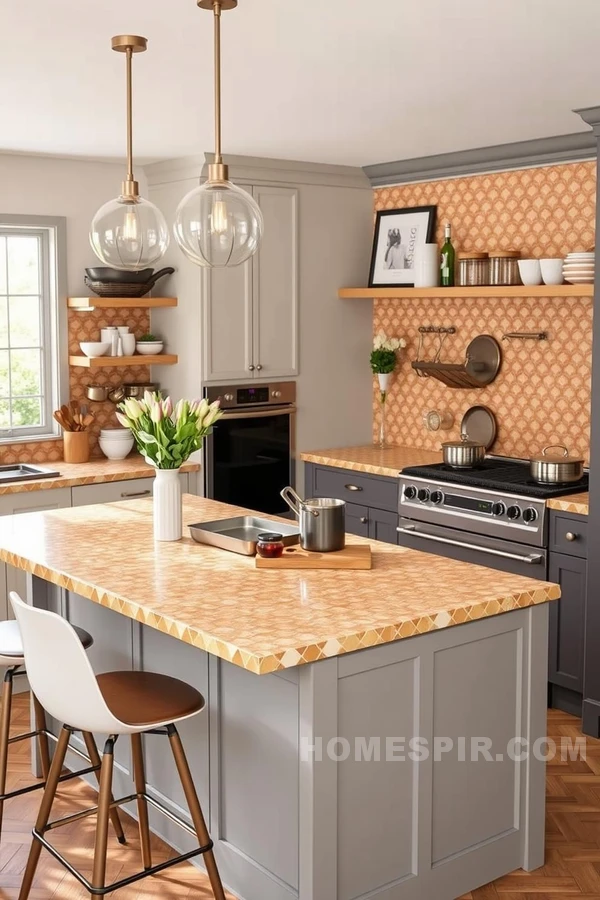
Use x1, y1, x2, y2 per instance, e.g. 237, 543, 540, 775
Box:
89, 33, 169, 270
173, 0, 264, 268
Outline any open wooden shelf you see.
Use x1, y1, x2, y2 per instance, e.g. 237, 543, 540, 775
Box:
338, 284, 594, 299
68, 297, 177, 309
69, 354, 178, 368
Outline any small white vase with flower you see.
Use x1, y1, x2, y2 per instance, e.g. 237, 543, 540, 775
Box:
370, 332, 407, 449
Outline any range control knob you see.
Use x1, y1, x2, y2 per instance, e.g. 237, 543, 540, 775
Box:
271, 390, 282, 399
492, 502, 506, 517
404, 485, 417, 501
417, 488, 430, 503
223, 393, 234, 402
507, 505, 521, 521
523, 507, 538, 524
430, 490, 444, 505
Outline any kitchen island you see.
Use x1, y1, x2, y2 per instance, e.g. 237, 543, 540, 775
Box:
0, 495, 559, 900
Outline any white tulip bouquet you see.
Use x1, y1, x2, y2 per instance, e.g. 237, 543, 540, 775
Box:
116, 392, 223, 470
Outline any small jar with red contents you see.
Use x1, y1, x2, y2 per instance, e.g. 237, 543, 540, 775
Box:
256, 532, 285, 559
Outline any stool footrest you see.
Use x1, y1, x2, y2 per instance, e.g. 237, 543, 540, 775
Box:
0, 759, 100, 802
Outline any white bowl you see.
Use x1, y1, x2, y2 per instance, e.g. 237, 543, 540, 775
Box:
517, 259, 542, 285
99, 435, 134, 460
136, 341, 164, 356
80, 341, 111, 358
540, 258, 564, 285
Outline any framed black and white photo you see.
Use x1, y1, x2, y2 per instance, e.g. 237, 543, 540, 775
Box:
368, 205, 437, 288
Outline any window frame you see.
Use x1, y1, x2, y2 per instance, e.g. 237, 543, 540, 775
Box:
0, 215, 67, 442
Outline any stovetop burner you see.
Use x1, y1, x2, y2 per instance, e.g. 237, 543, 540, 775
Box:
401, 458, 588, 499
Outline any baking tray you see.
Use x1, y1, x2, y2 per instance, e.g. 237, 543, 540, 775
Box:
189, 516, 300, 556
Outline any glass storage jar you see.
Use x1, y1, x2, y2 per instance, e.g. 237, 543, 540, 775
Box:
488, 250, 521, 286
256, 532, 285, 559
457, 252, 489, 286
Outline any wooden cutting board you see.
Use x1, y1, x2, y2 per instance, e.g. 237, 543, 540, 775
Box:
255, 544, 372, 570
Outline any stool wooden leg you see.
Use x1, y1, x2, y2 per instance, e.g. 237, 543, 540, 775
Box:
131, 733, 152, 869
32, 693, 50, 781
0, 667, 15, 838
82, 731, 126, 845
91, 736, 115, 894
167, 724, 226, 900
18, 725, 70, 900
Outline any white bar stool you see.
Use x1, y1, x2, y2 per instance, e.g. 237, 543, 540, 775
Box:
0, 618, 125, 846
10, 592, 226, 900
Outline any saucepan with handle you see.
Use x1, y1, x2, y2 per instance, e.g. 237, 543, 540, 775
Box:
280, 486, 346, 552
529, 445, 585, 484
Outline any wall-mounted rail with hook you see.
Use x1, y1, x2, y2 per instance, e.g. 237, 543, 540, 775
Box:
502, 332, 548, 342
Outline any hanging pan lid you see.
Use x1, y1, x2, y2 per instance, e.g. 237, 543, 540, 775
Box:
460, 405, 497, 450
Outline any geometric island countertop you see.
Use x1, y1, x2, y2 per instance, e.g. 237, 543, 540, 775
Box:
0, 495, 560, 675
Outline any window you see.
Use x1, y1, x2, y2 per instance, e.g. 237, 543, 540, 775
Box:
0, 217, 65, 439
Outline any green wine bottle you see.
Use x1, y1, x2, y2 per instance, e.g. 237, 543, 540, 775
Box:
440, 223, 455, 287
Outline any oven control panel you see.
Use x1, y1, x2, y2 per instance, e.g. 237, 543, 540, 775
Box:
204, 381, 296, 410
399, 477, 547, 547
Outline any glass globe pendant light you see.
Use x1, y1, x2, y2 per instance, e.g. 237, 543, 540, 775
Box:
90, 35, 169, 270
174, 0, 263, 268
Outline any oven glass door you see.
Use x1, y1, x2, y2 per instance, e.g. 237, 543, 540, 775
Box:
205, 409, 293, 515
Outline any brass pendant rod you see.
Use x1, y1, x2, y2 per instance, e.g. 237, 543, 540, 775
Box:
126, 47, 134, 182
213, 0, 223, 165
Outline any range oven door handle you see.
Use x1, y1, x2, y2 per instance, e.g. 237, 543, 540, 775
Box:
396, 525, 544, 565
220, 406, 295, 420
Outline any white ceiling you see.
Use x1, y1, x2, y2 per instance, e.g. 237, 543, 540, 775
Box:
1, 0, 599, 168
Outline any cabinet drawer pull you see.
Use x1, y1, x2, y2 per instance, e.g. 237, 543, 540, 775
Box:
248, 365, 255, 372
360, 516, 368, 524
345, 484, 363, 492
121, 490, 152, 499
565, 532, 579, 542
256, 364, 263, 371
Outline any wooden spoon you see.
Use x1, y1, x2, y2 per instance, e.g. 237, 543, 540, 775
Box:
53, 410, 71, 431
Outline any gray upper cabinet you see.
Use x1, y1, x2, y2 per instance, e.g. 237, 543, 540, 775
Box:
202, 184, 299, 383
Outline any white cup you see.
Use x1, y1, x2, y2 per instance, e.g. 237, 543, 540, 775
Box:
540, 258, 564, 285
517, 259, 543, 286
100, 327, 118, 356
116, 326, 130, 336
121, 333, 136, 355
414, 243, 439, 288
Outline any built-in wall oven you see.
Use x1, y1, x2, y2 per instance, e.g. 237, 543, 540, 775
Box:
203, 381, 296, 515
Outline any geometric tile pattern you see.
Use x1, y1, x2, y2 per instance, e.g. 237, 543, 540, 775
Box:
373, 161, 596, 462
300, 443, 442, 477
547, 492, 590, 516
1, 305, 151, 463
0, 495, 560, 675
0, 455, 199, 497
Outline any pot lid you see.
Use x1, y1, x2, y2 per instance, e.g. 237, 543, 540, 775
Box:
531, 444, 585, 464
460, 405, 497, 450
441, 434, 484, 450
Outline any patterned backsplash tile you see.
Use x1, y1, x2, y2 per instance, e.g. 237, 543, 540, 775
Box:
373, 161, 596, 461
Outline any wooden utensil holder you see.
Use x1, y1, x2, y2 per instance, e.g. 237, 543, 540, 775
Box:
63, 431, 90, 463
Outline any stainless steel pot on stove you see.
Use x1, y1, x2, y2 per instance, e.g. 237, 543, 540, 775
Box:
281, 486, 345, 552
529, 445, 585, 485
441, 433, 486, 469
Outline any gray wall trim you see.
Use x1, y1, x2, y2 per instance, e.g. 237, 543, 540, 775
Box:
575, 106, 600, 134
364, 131, 596, 187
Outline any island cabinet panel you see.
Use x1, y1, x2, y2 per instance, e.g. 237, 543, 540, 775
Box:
71, 473, 189, 507
337, 658, 418, 898
306, 463, 399, 543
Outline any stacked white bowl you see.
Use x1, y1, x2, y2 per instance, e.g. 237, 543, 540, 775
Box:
563, 251, 595, 284
98, 427, 134, 460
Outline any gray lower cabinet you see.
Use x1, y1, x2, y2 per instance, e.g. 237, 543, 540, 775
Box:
306, 463, 399, 544
548, 510, 588, 717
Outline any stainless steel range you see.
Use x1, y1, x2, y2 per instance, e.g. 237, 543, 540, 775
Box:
398, 457, 589, 577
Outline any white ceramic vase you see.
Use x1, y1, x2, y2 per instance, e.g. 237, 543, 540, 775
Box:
153, 468, 182, 541
377, 372, 391, 393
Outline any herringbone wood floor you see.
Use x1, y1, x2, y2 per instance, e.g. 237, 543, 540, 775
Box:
0, 699, 598, 898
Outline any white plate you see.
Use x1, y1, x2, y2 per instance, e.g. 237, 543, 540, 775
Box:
566, 251, 595, 257
564, 277, 595, 284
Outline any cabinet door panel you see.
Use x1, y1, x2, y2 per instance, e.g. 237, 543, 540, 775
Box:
346, 501, 369, 538
252, 186, 298, 378
368, 507, 399, 545
548, 552, 586, 694
203, 260, 253, 382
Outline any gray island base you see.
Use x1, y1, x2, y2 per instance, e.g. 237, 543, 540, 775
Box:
30, 574, 548, 900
